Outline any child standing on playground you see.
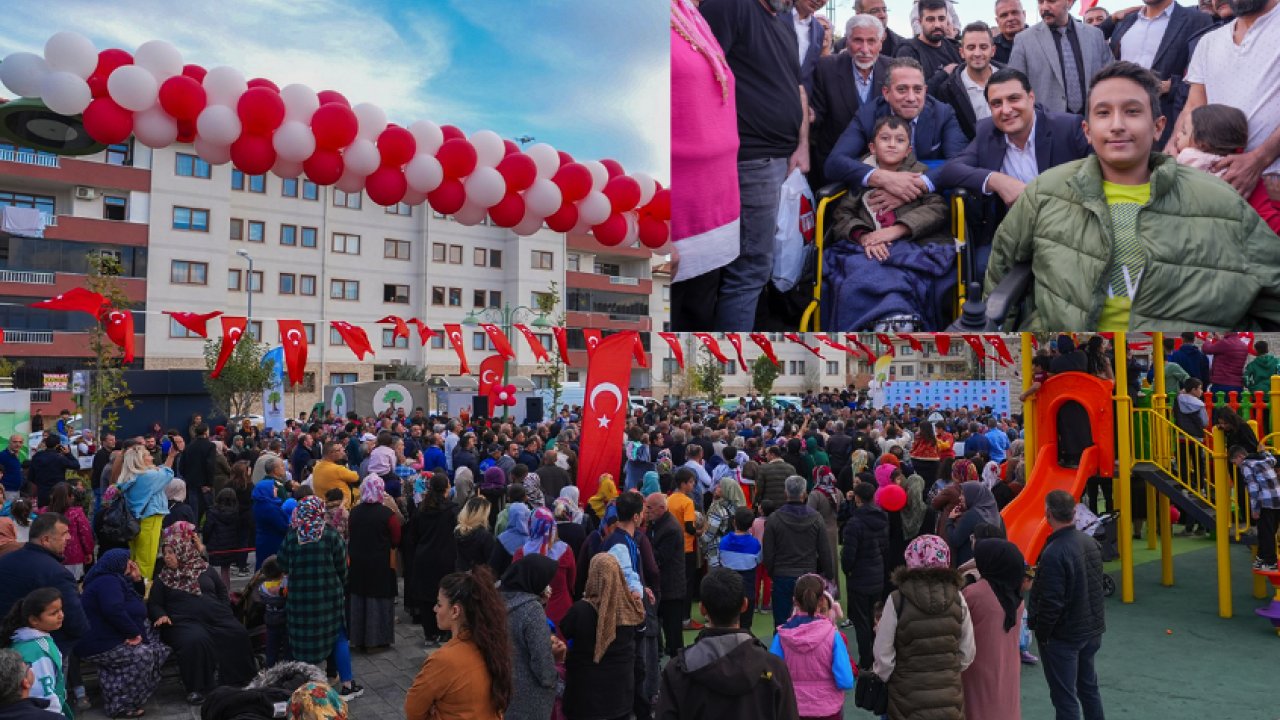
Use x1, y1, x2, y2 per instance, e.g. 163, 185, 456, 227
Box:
770, 574, 856, 719
1229, 447, 1280, 571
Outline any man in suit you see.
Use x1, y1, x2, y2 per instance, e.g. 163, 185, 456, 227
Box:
788, 0, 829, 94
853, 0, 907, 56
1009, 0, 1113, 114
810, 13, 891, 188
929, 21, 1001, 140
1110, 0, 1213, 147
936, 68, 1089, 276
895, 0, 963, 82
994, 0, 1029, 63
179, 423, 218, 522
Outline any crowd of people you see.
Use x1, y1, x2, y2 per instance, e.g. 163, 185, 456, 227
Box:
671, 0, 1280, 331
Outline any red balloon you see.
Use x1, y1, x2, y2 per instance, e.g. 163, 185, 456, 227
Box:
246, 77, 279, 93
603, 175, 642, 213
365, 166, 408, 206
94, 49, 133, 79
158, 75, 206, 122
82, 98, 133, 145
503, 139, 520, 156
181, 64, 207, 82
377, 125, 416, 167
496, 153, 537, 192
488, 192, 525, 228
637, 216, 669, 248
237, 86, 286, 134
439, 124, 465, 143
310, 102, 358, 150
545, 203, 578, 233
646, 188, 671, 221
230, 133, 276, 175
427, 178, 467, 215
315, 90, 349, 107
86, 75, 109, 99
436, 139, 477, 179
557, 151, 574, 167
600, 158, 625, 179
552, 162, 593, 203
176, 119, 197, 143
592, 214, 628, 246
302, 148, 344, 185
875, 484, 907, 512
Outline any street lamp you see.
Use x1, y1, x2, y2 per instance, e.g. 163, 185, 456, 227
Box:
235, 249, 254, 328
462, 302, 550, 418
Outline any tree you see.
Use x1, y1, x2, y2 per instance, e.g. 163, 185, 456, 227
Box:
0, 358, 22, 381
692, 351, 724, 407
383, 389, 404, 410
333, 392, 345, 415
535, 281, 566, 410
751, 355, 779, 399
803, 361, 822, 394
203, 337, 271, 420
268, 390, 282, 412
393, 363, 427, 382
83, 253, 133, 433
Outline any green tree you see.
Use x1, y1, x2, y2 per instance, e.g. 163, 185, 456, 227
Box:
383, 389, 404, 410
751, 354, 779, 400
0, 358, 23, 380
333, 392, 345, 414
203, 337, 271, 420
83, 252, 133, 433
535, 281, 566, 410
693, 352, 724, 407
393, 364, 427, 382
268, 390, 282, 412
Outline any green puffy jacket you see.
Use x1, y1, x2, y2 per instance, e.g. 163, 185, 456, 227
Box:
1244, 353, 1280, 394
984, 153, 1280, 330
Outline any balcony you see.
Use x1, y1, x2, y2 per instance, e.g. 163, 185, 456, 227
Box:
3, 330, 53, 344
0, 273, 146, 302
0, 154, 149, 193
565, 270, 653, 295
564, 310, 652, 332
0, 330, 146, 359
44, 215, 148, 247
0, 270, 54, 285
0, 148, 58, 168
567, 232, 652, 258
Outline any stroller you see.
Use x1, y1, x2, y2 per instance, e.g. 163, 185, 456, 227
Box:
1075, 505, 1118, 597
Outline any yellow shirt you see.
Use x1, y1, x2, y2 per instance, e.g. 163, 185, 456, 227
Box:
668, 491, 697, 553
310, 460, 360, 508
1097, 181, 1151, 331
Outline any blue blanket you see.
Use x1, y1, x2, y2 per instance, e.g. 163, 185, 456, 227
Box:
821, 240, 957, 330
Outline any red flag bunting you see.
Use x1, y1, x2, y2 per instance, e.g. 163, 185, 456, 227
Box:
577, 333, 634, 505
377, 315, 411, 341
100, 308, 135, 364
443, 323, 470, 374
631, 332, 648, 369
164, 310, 222, 338
933, 334, 951, 356
874, 334, 896, 357
784, 333, 824, 358
582, 329, 603, 357
513, 324, 549, 362
552, 327, 570, 361
844, 335, 877, 363
278, 319, 308, 385
984, 335, 1014, 365
961, 334, 987, 360
480, 324, 516, 359
331, 321, 374, 360
657, 332, 685, 369
408, 318, 437, 346
211, 316, 248, 378
749, 333, 780, 366
693, 333, 730, 364
897, 334, 924, 352
478, 354, 505, 396
814, 333, 856, 357
724, 333, 748, 372
31, 288, 108, 315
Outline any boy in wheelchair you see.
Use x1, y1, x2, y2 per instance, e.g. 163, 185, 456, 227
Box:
823, 115, 954, 331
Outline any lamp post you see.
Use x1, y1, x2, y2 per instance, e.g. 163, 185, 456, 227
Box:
462, 302, 550, 418
235, 249, 254, 334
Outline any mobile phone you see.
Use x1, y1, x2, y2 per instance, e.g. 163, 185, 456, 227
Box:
161, 438, 172, 455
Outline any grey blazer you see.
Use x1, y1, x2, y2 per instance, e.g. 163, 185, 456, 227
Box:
1008, 18, 1113, 114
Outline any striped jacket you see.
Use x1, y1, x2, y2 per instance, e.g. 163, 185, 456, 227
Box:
1240, 454, 1280, 514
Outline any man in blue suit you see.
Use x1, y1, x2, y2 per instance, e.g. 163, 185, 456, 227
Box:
788, 0, 829, 95
823, 56, 969, 205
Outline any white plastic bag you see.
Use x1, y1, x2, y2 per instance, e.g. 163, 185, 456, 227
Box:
771, 169, 816, 292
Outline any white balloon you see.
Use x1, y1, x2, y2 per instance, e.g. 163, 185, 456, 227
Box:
272, 157, 304, 178
107, 65, 159, 112
335, 168, 366, 193
133, 105, 178, 148
273, 120, 316, 162
453, 201, 487, 226
408, 120, 443, 155
464, 166, 505, 208
405, 153, 444, 193
193, 137, 231, 165
43, 32, 96, 79
523, 178, 562, 217
631, 171, 657, 206
202, 66, 246, 107
280, 83, 319, 122
570, 216, 593, 235
623, 211, 640, 245
578, 191, 611, 226
403, 188, 427, 206
196, 104, 241, 145
582, 160, 608, 193
0, 52, 50, 98
133, 40, 183, 80
525, 143, 559, 180
342, 138, 380, 176
352, 102, 386, 140
40, 71, 91, 115
469, 130, 505, 168
513, 206, 544, 236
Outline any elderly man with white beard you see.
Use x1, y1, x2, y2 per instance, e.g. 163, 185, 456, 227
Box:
809, 13, 891, 189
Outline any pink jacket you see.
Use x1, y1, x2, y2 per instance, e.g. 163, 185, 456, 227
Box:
770, 615, 855, 717
59, 506, 94, 566
1203, 335, 1249, 389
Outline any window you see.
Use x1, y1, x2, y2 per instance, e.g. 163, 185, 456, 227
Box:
247, 321, 263, 340
228, 269, 242, 291
489, 291, 501, 308
281, 178, 298, 197
826, 361, 840, 375
535, 333, 553, 352
175, 153, 211, 178
900, 345, 913, 356
531, 291, 553, 309
170, 318, 201, 338
432, 287, 446, 306
300, 275, 316, 296
899, 366, 915, 377
0, 191, 55, 217
247, 220, 265, 243
330, 279, 359, 300
302, 181, 318, 200
489, 249, 502, 268
474, 248, 502, 267
383, 284, 409, 304
722, 361, 737, 376
302, 323, 316, 344
333, 189, 362, 209
384, 239, 410, 260
385, 202, 412, 216
788, 361, 806, 376
230, 170, 264, 192
448, 245, 462, 264
473, 289, 486, 308
448, 288, 461, 306
280, 224, 297, 246
331, 233, 360, 255
102, 195, 127, 221
105, 142, 131, 166
532, 250, 554, 270
595, 261, 620, 276
279, 273, 296, 294
301, 227, 317, 248
381, 329, 409, 348
172, 206, 209, 231
248, 174, 265, 193
230, 218, 243, 240
432, 243, 446, 262
231, 170, 244, 191
248, 271, 263, 293
472, 332, 487, 351
567, 253, 580, 271
329, 329, 348, 346
662, 358, 679, 379
170, 260, 208, 285
330, 372, 358, 384
430, 335, 445, 349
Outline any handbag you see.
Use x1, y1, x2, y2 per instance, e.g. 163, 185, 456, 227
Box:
854, 671, 888, 714
99, 491, 141, 545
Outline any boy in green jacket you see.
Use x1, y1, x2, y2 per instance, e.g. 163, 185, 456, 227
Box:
1245, 341, 1280, 394
984, 61, 1280, 330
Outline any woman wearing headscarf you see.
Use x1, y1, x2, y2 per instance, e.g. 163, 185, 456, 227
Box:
807, 467, 843, 594
522, 472, 546, 509
513, 507, 576, 626
347, 476, 401, 651
873, 535, 975, 720
559, 553, 645, 720
899, 473, 933, 547
117, 443, 177, 579
479, 466, 507, 530
981, 461, 1002, 491
287, 682, 348, 720
837, 449, 872, 495
640, 471, 661, 497
162, 478, 196, 529
931, 459, 977, 535
945, 482, 1004, 568
452, 466, 475, 507
586, 474, 619, 523
147, 522, 255, 705
554, 494, 588, 563
624, 427, 654, 492
409, 473, 459, 647
699, 477, 746, 568
960, 539, 1025, 720
909, 421, 942, 487
80, 548, 171, 718
804, 437, 829, 490
500, 555, 562, 720
489, 501, 532, 579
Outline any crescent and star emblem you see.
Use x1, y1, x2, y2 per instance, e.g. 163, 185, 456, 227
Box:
481, 369, 496, 384
228, 328, 242, 340
589, 382, 622, 429
287, 329, 302, 344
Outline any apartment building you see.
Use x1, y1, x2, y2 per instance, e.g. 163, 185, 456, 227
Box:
561, 235, 656, 390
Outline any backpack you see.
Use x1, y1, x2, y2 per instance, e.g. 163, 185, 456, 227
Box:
99, 492, 140, 545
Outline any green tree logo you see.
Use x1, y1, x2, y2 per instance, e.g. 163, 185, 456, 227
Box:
383, 389, 403, 411
268, 390, 281, 412
334, 392, 345, 413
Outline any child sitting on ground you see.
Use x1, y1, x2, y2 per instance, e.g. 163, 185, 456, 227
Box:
718, 507, 762, 631
1175, 104, 1280, 236
769, 575, 856, 719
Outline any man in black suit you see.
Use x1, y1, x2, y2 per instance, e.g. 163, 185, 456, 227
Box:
929, 21, 1001, 140
810, 13, 891, 188
178, 423, 218, 522
1110, 0, 1213, 146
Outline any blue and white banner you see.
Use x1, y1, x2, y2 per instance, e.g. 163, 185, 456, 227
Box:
883, 380, 1011, 417
261, 346, 287, 432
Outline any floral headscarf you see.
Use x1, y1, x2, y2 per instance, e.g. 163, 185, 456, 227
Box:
360, 474, 386, 504
521, 506, 567, 561
556, 486, 583, 523
288, 682, 348, 720
157, 521, 208, 595
588, 474, 619, 518
292, 496, 328, 545
849, 450, 870, 476
656, 449, 673, 476
982, 461, 1002, 490
951, 458, 978, 483
811, 466, 840, 508
523, 472, 546, 508
904, 534, 951, 569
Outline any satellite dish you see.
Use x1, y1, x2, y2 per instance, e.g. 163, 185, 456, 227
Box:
0, 98, 105, 156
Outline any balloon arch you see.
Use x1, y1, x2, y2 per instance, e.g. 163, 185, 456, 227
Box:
0, 32, 670, 248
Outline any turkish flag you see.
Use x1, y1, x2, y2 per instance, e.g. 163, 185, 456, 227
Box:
934, 334, 951, 355
749, 333, 780, 366
408, 318, 437, 346
785, 333, 824, 358
657, 332, 685, 369
845, 335, 877, 362
211, 316, 248, 378
331, 321, 374, 360
552, 326, 569, 361
897, 334, 924, 352
478, 354, 506, 396
814, 333, 856, 357
631, 332, 648, 369
874, 334, 897, 357
164, 310, 222, 338
582, 329, 603, 358
31, 287, 107, 315
724, 333, 748, 371
693, 333, 730, 364
278, 319, 308, 385
480, 324, 516, 359
443, 323, 470, 374
962, 334, 987, 360
513, 324, 549, 361
577, 333, 633, 504
377, 315, 411, 341
100, 308, 134, 363
984, 335, 1014, 364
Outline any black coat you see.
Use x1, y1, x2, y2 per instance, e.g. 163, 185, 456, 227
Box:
537, 465, 571, 502
841, 503, 889, 594
647, 511, 687, 601
560, 600, 638, 720
27, 449, 78, 506
824, 432, 854, 476
928, 63, 1006, 140
179, 437, 217, 489
201, 506, 244, 567
0, 544, 89, 652
1109, 3, 1214, 146
349, 503, 398, 598
809, 53, 891, 188
1028, 525, 1106, 643
656, 628, 799, 720
0, 698, 60, 720
163, 500, 196, 529
454, 527, 496, 573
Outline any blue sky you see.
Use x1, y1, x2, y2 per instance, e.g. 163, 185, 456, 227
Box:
0, 0, 669, 179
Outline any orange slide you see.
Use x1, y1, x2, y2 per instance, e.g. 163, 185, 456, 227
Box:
1002, 443, 1101, 565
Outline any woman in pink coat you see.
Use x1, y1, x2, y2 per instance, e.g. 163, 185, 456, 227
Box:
513, 507, 576, 627
960, 539, 1026, 720
44, 482, 95, 579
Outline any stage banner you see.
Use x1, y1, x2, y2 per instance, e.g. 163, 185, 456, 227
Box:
882, 380, 1011, 417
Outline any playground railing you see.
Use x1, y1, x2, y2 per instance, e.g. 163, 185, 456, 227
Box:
1132, 408, 1220, 522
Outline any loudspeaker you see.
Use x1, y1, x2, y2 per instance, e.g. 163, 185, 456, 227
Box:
472, 394, 489, 418
526, 396, 544, 423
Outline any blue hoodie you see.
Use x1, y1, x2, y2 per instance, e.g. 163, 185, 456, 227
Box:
252, 480, 290, 569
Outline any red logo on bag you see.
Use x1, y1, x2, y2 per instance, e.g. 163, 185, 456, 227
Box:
798, 194, 816, 244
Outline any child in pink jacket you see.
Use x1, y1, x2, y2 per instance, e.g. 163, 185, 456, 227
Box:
769, 574, 856, 719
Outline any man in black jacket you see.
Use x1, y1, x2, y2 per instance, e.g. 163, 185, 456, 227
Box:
929, 22, 1001, 140
90, 432, 115, 511
178, 424, 217, 522
27, 437, 78, 507
0, 648, 63, 720
1028, 490, 1106, 720
840, 482, 889, 669
646, 492, 687, 658
0, 514, 90, 661
824, 421, 854, 480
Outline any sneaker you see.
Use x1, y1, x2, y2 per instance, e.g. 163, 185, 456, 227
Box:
838, 619, 854, 629
1258, 562, 1279, 572
338, 683, 364, 702
1020, 651, 1039, 665
681, 619, 704, 631
1254, 557, 1267, 569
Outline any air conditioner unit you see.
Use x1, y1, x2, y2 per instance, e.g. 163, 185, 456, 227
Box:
74, 186, 96, 200
390, 359, 403, 366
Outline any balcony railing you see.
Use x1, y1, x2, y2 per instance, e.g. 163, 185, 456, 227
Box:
0, 270, 55, 284
0, 148, 59, 168
2, 330, 53, 344
608, 276, 640, 286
